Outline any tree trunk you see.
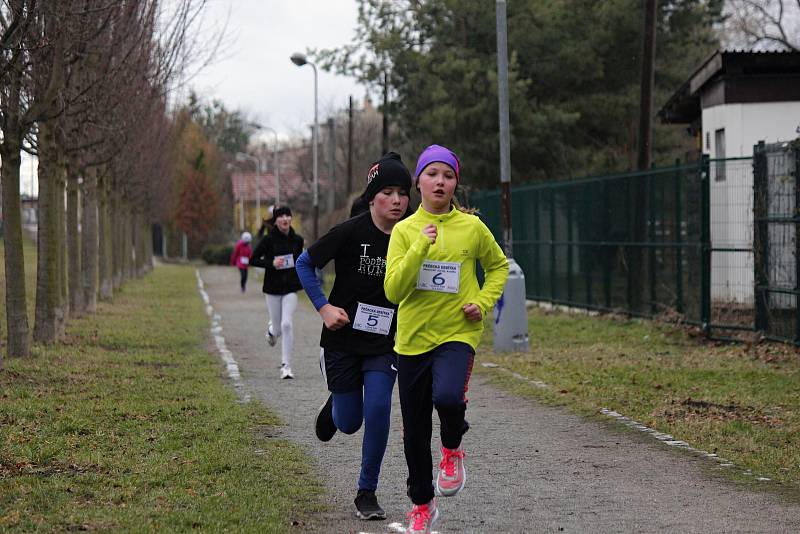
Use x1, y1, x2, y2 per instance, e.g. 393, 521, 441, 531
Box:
143, 220, 154, 274
112, 190, 123, 289
58, 163, 68, 324
0, 135, 30, 359
133, 208, 147, 278
32, 4, 69, 342
0, 24, 30, 360
98, 172, 113, 301
81, 168, 98, 313
66, 163, 83, 314
122, 204, 133, 282
33, 122, 66, 344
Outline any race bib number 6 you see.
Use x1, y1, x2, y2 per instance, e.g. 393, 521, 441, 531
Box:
416, 260, 460, 293
352, 302, 395, 335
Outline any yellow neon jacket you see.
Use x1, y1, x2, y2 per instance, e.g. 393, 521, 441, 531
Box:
384, 205, 509, 355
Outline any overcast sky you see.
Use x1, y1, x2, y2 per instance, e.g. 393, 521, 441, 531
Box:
21, 1, 365, 196
190, 0, 366, 141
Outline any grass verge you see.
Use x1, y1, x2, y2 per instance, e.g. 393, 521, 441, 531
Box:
478, 307, 800, 491
0, 263, 324, 532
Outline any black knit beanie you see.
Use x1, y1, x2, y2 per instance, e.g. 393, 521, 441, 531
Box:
270, 206, 292, 224
363, 152, 412, 201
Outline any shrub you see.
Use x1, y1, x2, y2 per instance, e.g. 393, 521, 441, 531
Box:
201, 243, 234, 265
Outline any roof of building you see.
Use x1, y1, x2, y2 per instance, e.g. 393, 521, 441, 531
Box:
231, 171, 332, 203
659, 49, 800, 124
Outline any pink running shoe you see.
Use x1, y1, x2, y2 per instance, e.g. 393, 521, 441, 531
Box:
406, 499, 439, 534
436, 446, 466, 497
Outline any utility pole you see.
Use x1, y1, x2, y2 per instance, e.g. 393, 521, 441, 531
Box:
631, 0, 658, 314
382, 71, 389, 155
637, 0, 657, 170
496, 0, 513, 256
493, 0, 529, 353
347, 96, 354, 196
327, 117, 336, 213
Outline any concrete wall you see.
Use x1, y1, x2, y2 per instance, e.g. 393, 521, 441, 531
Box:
702, 101, 800, 159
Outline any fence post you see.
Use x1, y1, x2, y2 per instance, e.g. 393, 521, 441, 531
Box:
567, 188, 574, 303
626, 176, 633, 314
648, 169, 656, 315
674, 159, 683, 314
794, 143, 800, 345
585, 185, 593, 306
550, 189, 557, 303
700, 154, 711, 336
533, 190, 541, 297
753, 141, 769, 334
603, 181, 612, 308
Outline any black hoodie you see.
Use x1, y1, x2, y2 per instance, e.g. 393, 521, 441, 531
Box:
250, 227, 304, 295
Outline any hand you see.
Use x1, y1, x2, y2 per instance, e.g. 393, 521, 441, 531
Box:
319, 304, 350, 330
462, 303, 482, 322
273, 257, 284, 268
422, 224, 437, 244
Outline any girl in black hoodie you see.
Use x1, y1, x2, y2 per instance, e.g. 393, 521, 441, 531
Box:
250, 206, 304, 378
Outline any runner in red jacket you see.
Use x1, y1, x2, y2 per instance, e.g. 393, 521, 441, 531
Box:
230, 232, 253, 293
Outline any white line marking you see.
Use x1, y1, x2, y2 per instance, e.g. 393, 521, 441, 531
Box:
196, 270, 250, 403
481, 361, 774, 484
482, 361, 550, 389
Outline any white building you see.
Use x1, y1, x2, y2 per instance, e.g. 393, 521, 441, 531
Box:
660, 50, 800, 306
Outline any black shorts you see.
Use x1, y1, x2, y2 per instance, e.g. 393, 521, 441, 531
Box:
320, 349, 398, 393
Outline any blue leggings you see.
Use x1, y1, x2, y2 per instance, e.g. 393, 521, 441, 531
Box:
332, 370, 395, 491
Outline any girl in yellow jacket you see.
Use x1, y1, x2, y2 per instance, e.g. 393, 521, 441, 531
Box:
384, 144, 508, 534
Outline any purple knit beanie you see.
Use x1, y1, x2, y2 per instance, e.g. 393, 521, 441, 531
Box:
414, 144, 460, 182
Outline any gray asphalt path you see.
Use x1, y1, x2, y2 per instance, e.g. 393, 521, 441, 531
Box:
200, 265, 800, 533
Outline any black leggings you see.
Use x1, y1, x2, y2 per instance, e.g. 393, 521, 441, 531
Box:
398, 341, 474, 504
239, 268, 248, 290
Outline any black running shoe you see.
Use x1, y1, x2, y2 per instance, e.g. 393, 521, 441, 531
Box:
354, 489, 386, 520
314, 394, 336, 442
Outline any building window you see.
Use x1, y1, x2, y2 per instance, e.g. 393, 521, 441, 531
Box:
714, 128, 726, 181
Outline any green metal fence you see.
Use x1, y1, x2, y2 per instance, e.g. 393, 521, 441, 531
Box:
754, 141, 800, 343
470, 160, 707, 324
470, 146, 800, 345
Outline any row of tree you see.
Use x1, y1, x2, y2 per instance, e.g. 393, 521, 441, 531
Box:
0, 1, 213, 362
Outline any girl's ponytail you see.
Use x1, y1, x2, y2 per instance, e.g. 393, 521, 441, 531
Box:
451, 195, 477, 215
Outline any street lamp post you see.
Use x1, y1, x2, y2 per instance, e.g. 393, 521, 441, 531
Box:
236, 152, 263, 229
290, 52, 319, 240
493, 0, 529, 353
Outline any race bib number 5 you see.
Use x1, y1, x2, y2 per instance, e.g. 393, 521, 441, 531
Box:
352, 303, 395, 335
416, 260, 460, 293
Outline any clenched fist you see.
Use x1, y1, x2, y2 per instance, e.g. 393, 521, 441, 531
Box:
422, 224, 437, 244
319, 304, 350, 330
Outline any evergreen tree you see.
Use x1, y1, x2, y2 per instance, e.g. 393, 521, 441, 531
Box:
315, 0, 723, 187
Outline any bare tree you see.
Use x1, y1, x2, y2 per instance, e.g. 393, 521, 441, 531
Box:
723, 0, 800, 51
1, 0, 220, 360
0, 0, 66, 358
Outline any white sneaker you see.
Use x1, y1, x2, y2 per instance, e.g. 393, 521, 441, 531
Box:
280, 365, 294, 379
